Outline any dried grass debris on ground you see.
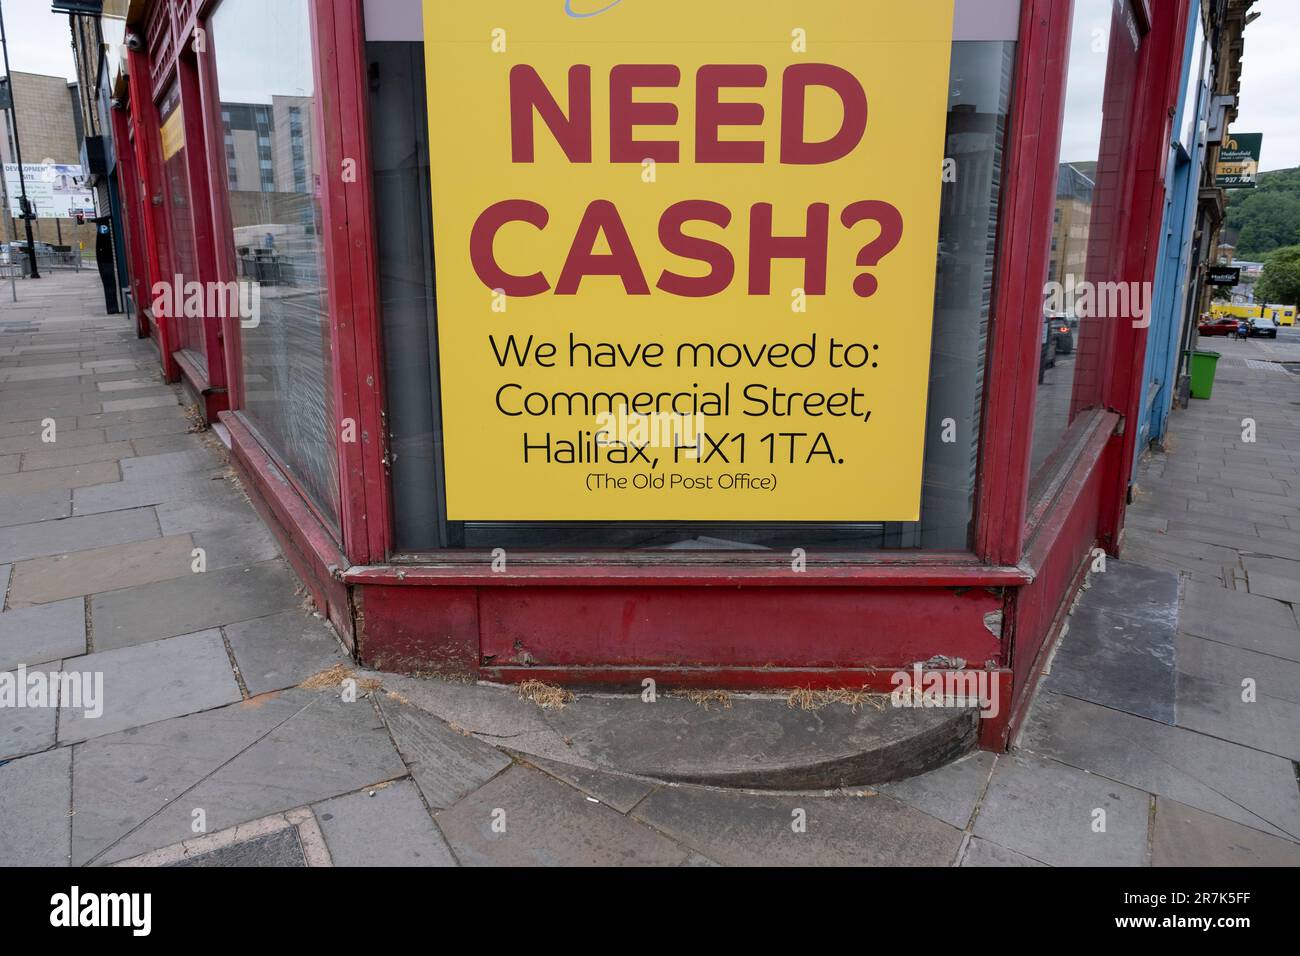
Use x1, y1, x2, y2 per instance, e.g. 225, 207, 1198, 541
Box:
786, 687, 887, 713
517, 679, 576, 709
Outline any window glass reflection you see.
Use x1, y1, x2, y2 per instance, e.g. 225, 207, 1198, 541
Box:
212, 0, 339, 524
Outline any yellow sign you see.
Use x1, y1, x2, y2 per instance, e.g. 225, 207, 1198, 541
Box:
423, 1, 953, 521
161, 105, 185, 162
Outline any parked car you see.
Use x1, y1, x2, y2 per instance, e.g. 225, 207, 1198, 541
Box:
1248, 317, 1279, 339
1040, 314, 1056, 379
5, 239, 56, 258
1046, 312, 1076, 354
1197, 316, 1239, 337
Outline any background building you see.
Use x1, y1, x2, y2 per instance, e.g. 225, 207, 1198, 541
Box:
1133, 0, 1256, 473
0, 70, 98, 250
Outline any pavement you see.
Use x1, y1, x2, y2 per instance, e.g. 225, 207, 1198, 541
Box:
1, 270, 1298, 867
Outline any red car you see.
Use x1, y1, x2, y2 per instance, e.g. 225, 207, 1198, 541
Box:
1197, 317, 1240, 337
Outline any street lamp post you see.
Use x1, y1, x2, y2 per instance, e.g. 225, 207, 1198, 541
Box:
0, 0, 42, 279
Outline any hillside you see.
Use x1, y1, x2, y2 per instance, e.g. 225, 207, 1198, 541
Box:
1224, 166, 1300, 261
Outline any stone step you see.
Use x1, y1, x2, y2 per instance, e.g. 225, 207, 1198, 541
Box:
379, 674, 977, 790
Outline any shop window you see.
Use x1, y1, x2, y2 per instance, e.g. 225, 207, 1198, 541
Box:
1028, 0, 1143, 487
211, 0, 340, 526
367, 17, 1014, 553
158, 80, 203, 367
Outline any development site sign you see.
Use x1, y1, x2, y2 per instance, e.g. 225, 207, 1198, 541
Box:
2, 163, 95, 219
1215, 133, 1262, 188
423, 1, 953, 521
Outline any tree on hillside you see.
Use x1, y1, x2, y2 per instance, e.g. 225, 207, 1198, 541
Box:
1254, 245, 1300, 308
1224, 167, 1300, 260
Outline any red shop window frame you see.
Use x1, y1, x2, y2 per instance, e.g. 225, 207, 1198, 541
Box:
337, 0, 1070, 573
184, 0, 390, 561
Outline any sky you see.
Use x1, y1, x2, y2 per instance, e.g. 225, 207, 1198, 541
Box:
0, 1, 76, 83
1233, 0, 1300, 171
1, 0, 1296, 169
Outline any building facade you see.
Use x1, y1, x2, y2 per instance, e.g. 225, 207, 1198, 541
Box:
0, 70, 99, 251
75, 0, 1242, 755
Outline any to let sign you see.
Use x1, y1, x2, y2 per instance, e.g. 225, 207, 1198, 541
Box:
422, 0, 954, 521
1215, 133, 1262, 188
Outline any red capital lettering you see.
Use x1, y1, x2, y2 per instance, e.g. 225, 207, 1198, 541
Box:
696, 65, 766, 163
610, 65, 681, 163
780, 64, 867, 165
657, 200, 735, 297
510, 65, 592, 163
748, 202, 829, 295
470, 200, 551, 296
557, 200, 651, 295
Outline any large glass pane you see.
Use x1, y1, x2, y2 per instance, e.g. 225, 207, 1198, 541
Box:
158, 81, 202, 364
369, 30, 1013, 553
211, 0, 339, 525
1029, 0, 1142, 484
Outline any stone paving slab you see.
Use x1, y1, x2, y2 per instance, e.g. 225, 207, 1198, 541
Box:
58, 629, 243, 743
72, 472, 228, 516
92, 691, 406, 865
223, 609, 344, 696
6, 534, 196, 608
101, 395, 179, 414
0, 507, 159, 566
632, 780, 961, 866
378, 698, 512, 810
70, 690, 325, 866
19, 440, 135, 471
972, 751, 1150, 867
314, 780, 457, 867
90, 559, 302, 651
0, 746, 72, 866
192, 522, 281, 570
380, 673, 585, 767
119, 448, 223, 480
1242, 554, 1300, 581
522, 756, 657, 814
1152, 798, 1300, 867
155, 483, 268, 536
131, 433, 206, 457
0, 597, 86, 670
1175, 671, 1300, 762
1043, 566, 1178, 724
0, 459, 119, 498
0, 663, 60, 759
877, 749, 996, 829
0, 427, 105, 456
1246, 570, 1300, 604
437, 765, 697, 867
103, 418, 192, 443
0, 488, 73, 529
960, 835, 1047, 867
76, 404, 185, 430
1176, 632, 1300, 705
1176, 614, 1300, 662
1185, 587, 1294, 639
1022, 691, 1300, 839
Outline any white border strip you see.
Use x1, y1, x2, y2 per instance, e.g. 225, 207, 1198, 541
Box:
364, 1, 1023, 43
